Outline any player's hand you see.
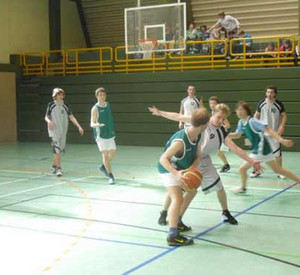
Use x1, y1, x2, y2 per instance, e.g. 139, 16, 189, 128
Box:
78, 127, 84, 136
175, 171, 191, 191
281, 139, 294, 148
277, 126, 284, 136
48, 121, 54, 130
148, 106, 161, 116
252, 160, 263, 174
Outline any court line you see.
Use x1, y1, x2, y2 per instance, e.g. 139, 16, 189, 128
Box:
122, 182, 299, 274
0, 194, 51, 209
197, 237, 300, 268
0, 223, 169, 250
0, 175, 47, 186
53, 194, 300, 220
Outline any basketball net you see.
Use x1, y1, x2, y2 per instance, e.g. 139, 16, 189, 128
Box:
138, 38, 158, 59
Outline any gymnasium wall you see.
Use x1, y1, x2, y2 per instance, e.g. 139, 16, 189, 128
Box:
0, 72, 17, 142
0, 0, 85, 63
17, 68, 300, 151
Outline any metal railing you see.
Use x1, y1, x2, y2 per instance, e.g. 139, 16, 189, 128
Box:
20, 35, 300, 76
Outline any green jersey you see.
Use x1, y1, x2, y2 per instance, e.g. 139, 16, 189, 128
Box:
158, 128, 201, 174
93, 102, 115, 140
236, 117, 272, 155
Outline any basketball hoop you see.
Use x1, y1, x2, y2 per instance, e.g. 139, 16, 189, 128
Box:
138, 38, 158, 59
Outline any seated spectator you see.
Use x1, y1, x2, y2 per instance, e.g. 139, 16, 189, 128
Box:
186, 22, 200, 53
209, 11, 240, 40
280, 39, 292, 54
265, 42, 277, 58
209, 29, 225, 55
199, 25, 210, 41
233, 31, 252, 56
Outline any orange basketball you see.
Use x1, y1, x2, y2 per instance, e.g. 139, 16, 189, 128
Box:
183, 167, 202, 190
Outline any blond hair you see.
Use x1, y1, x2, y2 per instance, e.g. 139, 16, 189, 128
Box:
95, 87, 106, 98
214, 103, 231, 116
191, 108, 210, 127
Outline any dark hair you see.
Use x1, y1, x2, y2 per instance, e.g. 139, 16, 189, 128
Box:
265, 85, 278, 95
239, 31, 245, 35
191, 108, 210, 127
236, 101, 252, 116
209, 96, 220, 103
200, 25, 207, 31
218, 11, 225, 17
189, 22, 196, 28
283, 39, 292, 48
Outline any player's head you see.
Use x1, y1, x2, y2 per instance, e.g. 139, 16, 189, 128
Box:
211, 103, 231, 127
218, 11, 225, 19
95, 87, 107, 101
190, 108, 210, 130
52, 88, 65, 100
265, 85, 277, 100
187, 85, 196, 97
209, 96, 220, 111
236, 101, 252, 119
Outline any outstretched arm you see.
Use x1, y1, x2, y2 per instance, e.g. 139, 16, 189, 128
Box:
148, 106, 191, 124
265, 126, 293, 147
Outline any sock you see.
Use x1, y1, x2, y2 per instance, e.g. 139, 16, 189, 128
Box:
178, 216, 182, 223
222, 209, 228, 214
168, 227, 178, 237
52, 165, 57, 168
160, 210, 167, 216
108, 173, 114, 179
101, 165, 107, 171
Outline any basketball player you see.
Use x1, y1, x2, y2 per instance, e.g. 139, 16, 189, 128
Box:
158, 108, 210, 246
179, 86, 203, 129
229, 101, 300, 194
254, 86, 287, 179
45, 88, 84, 176
209, 96, 231, 172
149, 104, 261, 227
90, 87, 116, 185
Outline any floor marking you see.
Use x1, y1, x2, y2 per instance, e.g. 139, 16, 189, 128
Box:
0, 175, 46, 186
122, 183, 298, 274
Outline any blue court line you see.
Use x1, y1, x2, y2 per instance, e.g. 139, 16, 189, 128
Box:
122, 182, 299, 274
0, 223, 169, 250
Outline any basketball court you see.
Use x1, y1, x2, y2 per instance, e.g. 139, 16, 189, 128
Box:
0, 142, 299, 274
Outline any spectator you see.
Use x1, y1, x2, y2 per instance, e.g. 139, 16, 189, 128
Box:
186, 22, 200, 53
233, 30, 252, 57
209, 11, 240, 40
209, 29, 225, 55
199, 25, 210, 41
265, 42, 277, 58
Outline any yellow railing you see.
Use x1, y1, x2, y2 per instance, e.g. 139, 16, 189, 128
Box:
21, 35, 300, 76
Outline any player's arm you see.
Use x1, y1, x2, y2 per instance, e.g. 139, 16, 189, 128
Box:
90, 107, 102, 128
45, 105, 54, 130
277, 111, 287, 135
208, 21, 220, 32
179, 103, 184, 129
265, 126, 293, 148
69, 114, 84, 136
225, 137, 261, 172
148, 106, 191, 124
227, 120, 243, 139
159, 141, 188, 187
254, 111, 260, 119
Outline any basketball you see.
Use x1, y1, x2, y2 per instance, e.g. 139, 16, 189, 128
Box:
183, 167, 202, 190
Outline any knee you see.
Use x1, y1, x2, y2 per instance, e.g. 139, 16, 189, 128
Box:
102, 151, 109, 160
188, 189, 198, 197
239, 165, 247, 174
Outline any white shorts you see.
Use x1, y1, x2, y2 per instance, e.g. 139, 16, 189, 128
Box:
249, 153, 275, 163
160, 173, 181, 187
266, 137, 282, 157
198, 156, 224, 195
96, 137, 116, 152
51, 136, 66, 154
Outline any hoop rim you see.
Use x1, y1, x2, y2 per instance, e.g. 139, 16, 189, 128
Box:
138, 38, 158, 46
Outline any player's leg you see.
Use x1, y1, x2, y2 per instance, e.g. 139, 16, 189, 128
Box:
178, 189, 197, 231
232, 161, 252, 194
216, 188, 237, 224
158, 193, 171, 225
218, 150, 230, 172
167, 185, 193, 246
51, 137, 63, 176
267, 160, 300, 182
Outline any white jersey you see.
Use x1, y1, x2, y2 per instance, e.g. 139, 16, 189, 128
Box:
217, 15, 239, 32
256, 99, 285, 131
200, 124, 228, 158
181, 96, 200, 126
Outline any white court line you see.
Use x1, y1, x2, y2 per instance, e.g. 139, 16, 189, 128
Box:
0, 169, 41, 175
225, 184, 300, 193
71, 176, 93, 182
0, 175, 46, 187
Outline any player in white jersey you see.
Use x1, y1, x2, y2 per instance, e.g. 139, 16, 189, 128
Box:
45, 88, 84, 176
149, 104, 261, 227
254, 86, 287, 179
179, 86, 203, 129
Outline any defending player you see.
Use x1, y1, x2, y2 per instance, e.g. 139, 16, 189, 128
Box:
253, 86, 287, 179
149, 104, 261, 227
45, 88, 84, 176
158, 108, 210, 246
229, 101, 300, 193
179, 85, 204, 129
90, 87, 116, 185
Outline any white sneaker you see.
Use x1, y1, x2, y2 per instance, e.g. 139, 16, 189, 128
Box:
108, 177, 115, 185
232, 187, 247, 194
56, 168, 63, 177
277, 174, 286, 180
250, 171, 261, 178
50, 167, 57, 174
